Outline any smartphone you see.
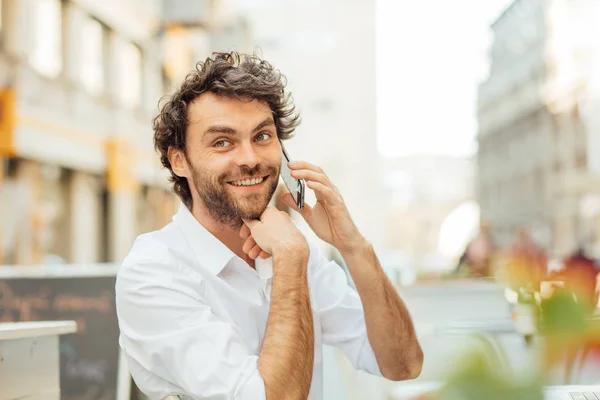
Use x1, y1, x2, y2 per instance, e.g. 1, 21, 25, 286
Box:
280, 145, 305, 210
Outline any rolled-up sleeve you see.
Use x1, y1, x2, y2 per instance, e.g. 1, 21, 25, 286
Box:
116, 260, 266, 400
311, 249, 382, 377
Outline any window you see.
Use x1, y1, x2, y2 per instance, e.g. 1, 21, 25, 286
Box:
29, 0, 62, 78
79, 16, 104, 95
113, 37, 141, 109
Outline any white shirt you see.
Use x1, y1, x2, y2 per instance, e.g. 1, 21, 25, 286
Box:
116, 204, 382, 400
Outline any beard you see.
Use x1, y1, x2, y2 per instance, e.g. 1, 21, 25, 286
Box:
188, 161, 279, 229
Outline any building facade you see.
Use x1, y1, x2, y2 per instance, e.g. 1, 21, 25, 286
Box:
477, 0, 600, 255
0, 0, 250, 265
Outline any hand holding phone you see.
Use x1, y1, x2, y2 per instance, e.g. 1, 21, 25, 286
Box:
280, 145, 305, 210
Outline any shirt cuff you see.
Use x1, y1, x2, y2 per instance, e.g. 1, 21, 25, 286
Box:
234, 368, 267, 400
356, 335, 383, 377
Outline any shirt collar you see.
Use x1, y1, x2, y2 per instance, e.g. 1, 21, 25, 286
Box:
172, 202, 236, 276
255, 257, 273, 280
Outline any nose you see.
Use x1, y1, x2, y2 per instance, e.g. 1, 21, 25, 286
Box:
235, 141, 259, 170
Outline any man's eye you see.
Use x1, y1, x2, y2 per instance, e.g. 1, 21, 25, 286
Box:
255, 133, 271, 142
214, 140, 232, 148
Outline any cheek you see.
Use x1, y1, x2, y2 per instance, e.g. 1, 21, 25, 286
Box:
192, 152, 231, 175
263, 147, 282, 167
204, 149, 238, 167
188, 161, 216, 185
212, 162, 239, 185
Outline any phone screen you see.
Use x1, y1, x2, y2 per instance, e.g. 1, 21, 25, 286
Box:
280, 145, 305, 209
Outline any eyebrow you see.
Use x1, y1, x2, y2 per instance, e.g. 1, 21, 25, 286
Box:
203, 117, 275, 137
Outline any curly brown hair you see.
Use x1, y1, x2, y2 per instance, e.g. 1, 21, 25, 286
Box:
153, 51, 300, 209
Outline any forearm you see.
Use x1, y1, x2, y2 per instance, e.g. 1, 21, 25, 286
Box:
258, 246, 314, 399
342, 241, 423, 380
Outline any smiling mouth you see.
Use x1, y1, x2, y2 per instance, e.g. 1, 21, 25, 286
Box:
228, 176, 268, 187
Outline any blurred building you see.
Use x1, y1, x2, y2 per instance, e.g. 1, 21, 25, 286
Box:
477, 0, 600, 255
0, 0, 250, 265
383, 154, 475, 271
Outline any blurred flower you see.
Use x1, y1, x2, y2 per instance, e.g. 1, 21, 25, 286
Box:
428, 238, 599, 398
433, 275, 599, 399
539, 287, 600, 374
498, 251, 546, 292
557, 252, 599, 308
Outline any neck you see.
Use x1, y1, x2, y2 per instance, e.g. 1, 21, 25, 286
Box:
189, 201, 255, 269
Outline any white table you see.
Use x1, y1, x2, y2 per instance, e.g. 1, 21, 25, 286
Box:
0, 321, 77, 400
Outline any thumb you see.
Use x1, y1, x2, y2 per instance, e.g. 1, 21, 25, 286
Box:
282, 192, 311, 219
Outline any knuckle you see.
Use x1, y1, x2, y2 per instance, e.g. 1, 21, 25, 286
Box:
279, 210, 290, 218
264, 206, 276, 215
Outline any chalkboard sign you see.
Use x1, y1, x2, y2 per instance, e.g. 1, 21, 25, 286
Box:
0, 272, 119, 400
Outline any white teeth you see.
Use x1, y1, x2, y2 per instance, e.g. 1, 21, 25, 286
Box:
232, 177, 264, 186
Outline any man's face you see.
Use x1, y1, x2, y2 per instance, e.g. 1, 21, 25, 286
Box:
180, 93, 282, 228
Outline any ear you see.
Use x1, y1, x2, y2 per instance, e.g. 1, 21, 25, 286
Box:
168, 146, 190, 178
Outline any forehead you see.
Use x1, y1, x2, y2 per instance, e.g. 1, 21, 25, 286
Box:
187, 93, 273, 130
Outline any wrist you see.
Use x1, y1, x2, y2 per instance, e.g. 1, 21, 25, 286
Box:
272, 240, 309, 267
272, 239, 309, 257
272, 242, 310, 280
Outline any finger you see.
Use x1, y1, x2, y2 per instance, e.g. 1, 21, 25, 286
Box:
259, 251, 271, 259
248, 244, 262, 260
259, 206, 278, 222
282, 192, 312, 219
239, 223, 251, 239
242, 218, 260, 230
306, 181, 339, 204
290, 169, 329, 186
281, 191, 297, 210
243, 237, 256, 254
287, 161, 326, 175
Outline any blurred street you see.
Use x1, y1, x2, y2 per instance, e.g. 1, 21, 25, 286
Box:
1, 0, 600, 399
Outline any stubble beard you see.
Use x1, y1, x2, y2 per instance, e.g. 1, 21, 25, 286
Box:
190, 163, 279, 230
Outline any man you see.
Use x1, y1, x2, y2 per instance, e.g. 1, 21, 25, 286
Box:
116, 52, 423, 400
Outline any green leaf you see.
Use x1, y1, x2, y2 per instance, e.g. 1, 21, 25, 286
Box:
539, 290, 590, 335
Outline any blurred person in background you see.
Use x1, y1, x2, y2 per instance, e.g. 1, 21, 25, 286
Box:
509, 227, 548, 290
115, 52, 422, 400
553, 246, 600, 308
455, 223, 494, 278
